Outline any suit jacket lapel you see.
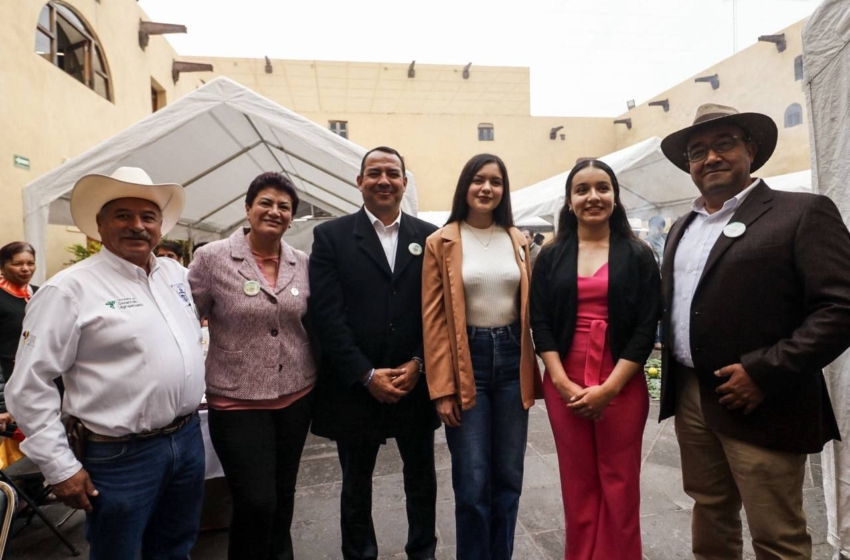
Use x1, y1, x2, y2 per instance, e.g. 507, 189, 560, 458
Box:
662, 212, 697, 301
274, 242, 298, 294
354, 207, 393, 278
697, 182, 774, 286
231, 228, 276, 299
392, 214, 418, 281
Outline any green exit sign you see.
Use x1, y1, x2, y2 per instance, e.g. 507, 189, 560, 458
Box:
13, 155, 30, 170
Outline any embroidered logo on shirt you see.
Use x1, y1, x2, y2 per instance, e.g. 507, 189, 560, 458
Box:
104, 298, 143, 310
171, 283, 190, 304
21, 331, 35, 348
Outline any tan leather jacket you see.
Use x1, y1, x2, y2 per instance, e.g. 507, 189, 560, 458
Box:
422, 223, 542, 411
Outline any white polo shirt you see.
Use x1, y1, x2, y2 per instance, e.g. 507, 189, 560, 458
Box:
7, 247, 206, 485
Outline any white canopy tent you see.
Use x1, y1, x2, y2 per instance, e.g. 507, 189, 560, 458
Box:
510, 137, 697, 224
511, 138, 812, 227
803, 0, 850, 555
22, 77, 419, 283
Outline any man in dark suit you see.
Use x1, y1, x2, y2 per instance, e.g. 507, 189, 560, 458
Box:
658, 103, 850, 559
309, 146, 439, 560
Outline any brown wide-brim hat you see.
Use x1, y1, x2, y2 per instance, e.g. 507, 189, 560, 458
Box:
70, 167, 184, 241
661, 103, 778, 173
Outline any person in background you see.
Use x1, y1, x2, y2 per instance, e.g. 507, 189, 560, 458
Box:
645, 215, 667, 266
530, 159, 660, 560
309, 146, 439, 560
422, 154, 541, 559
0, 242, 37, 380
188, 171, 316, 560
520, 228, 541, 269
7, 167, 206, 560
155, 239, 184, 263
0, 242, 37, 467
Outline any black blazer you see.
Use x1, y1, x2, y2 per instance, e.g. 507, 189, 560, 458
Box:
308, 208, 440, 442
659, 182, 850, 453
530, 232, 661, 365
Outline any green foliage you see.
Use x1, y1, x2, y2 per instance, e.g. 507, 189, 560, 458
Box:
65, 240, 102, 264
644, 357, 662, 401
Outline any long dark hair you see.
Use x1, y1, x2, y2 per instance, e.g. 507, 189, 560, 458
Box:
555, 159, 637, 243
445, 154, 514, 228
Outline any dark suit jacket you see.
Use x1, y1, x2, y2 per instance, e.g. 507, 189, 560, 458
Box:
659, 181, 850, 453
530, 232, 661, 365
308, 207, 440, 442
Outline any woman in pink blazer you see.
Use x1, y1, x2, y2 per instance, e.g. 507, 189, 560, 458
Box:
188, 172, 316, 560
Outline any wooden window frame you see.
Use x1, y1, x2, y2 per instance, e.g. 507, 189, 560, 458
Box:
35, 2, 112, 102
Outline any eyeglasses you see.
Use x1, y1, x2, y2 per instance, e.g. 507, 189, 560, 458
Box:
684, 135, 749, 163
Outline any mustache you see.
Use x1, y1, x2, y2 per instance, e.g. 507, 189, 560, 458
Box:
120, 233, 152, 241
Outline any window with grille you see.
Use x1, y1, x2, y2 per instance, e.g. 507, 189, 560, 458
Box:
478, 123, 494, 141
329, 120, 348, 139
784, 103, 803, 128
35, 2, 112, 102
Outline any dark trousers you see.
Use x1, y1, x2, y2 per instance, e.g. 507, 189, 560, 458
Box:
208, 394, 312, 560
336, 431, 437, 560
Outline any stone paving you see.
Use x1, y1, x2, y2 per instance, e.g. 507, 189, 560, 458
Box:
6, 401, 835, 559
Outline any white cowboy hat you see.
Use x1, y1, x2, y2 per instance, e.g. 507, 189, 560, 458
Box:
70, 167, 185, 241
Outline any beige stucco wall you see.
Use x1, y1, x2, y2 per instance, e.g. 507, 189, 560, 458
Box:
613, 19, 809, 178
180, 56, 615, 210
0, 0, 202, 277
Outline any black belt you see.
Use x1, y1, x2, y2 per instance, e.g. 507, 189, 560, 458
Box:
85, 413, 194, 443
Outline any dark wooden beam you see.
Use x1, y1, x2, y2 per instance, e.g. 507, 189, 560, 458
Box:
648, 99, 670, 112
139, 21, 187, 50
172, 60, 213, 83
758, 34, 786, 52
614, 118, 632, 130
694, 74, 720, 90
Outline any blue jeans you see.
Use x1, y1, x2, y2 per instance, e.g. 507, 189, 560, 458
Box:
445, 323, 529, 560
82, 413, 205, 560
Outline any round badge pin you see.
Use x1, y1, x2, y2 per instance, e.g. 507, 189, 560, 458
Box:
291, 287, 300, 297
243, 280, 261, 296
723, 222, 746, 238
409, 243, 423, 256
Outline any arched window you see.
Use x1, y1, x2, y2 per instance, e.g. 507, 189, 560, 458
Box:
794, 55, 804, 81
784, 103, 803, 128
35, 2, 112, 101
478, 123, 494, 141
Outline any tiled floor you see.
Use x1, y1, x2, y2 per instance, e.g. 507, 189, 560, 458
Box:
6, 401, 837, 559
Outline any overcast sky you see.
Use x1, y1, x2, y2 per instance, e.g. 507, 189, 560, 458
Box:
137, 0, 821, 117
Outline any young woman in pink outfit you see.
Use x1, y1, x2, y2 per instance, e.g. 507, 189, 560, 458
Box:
530, 159, 660, 559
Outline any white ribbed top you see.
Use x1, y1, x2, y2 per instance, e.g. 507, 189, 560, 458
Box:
460, 222, 520, 328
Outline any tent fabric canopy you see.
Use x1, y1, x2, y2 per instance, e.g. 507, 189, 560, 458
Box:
510, 137, 697, 223
23, 77, 418, 283
510, 137, 812, 225
803, 0, 850, 555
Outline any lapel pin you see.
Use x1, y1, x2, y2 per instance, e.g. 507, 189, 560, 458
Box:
723, 222, 746, 238
291, 287, 300, 297
409, 243, 423, 256
243, 280, 261, 296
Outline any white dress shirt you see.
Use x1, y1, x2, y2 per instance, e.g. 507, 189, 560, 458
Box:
6, 248, 206, 485
670, 179, 761, 367
364, 207, 401, 272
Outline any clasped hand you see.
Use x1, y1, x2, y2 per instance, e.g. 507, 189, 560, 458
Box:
364, 360, 421, 404
715, 363, 764, 414
567, 385, 614, 421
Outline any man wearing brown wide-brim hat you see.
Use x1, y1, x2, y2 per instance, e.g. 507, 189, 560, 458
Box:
658, 103, 850, 559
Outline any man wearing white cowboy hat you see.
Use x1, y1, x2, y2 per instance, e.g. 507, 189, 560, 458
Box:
658, 104, 850, 559
7, 167, 206, 560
